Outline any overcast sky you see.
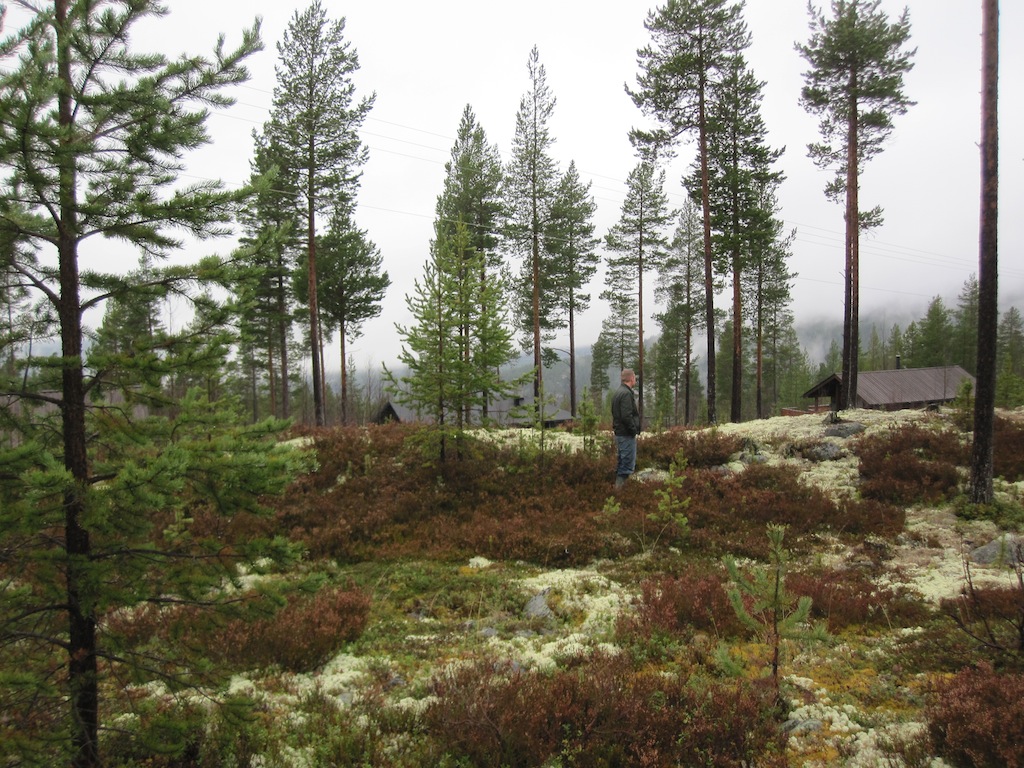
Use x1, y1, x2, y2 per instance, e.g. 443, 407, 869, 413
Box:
9, 1, 1023, 371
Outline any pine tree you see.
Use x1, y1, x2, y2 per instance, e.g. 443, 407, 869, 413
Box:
605, 158, 672, 421
597, 260, 641, 377
742, 191, 795, 419
387, 220, 517, 462
546, 161, 600, 417
506, 46, 560, 403
436, 105, 506, 420
88, 257, 165, 393
699, 50, 784, 422
797, 0, 915, 409
437, 105, 505, 271
657, 199, 708, 425
266, 1, 375, 426
308, 207, 389, 424
970, 0, 998, 504
1, 234, 39, 385
630, 0, 750, 424
237, 129, 303, 420
0, 6, 303, 765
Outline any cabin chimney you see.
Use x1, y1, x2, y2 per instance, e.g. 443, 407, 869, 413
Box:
896, 355, 902, 370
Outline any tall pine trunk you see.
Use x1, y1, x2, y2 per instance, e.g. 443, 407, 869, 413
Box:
731, 252, 743, 422
842, 72, 860, 410
568, 291, 578, 418
56, 2, 99, 763
971, 0, 998, 503
340, 326, 348, 425
307, 164, 325, 426
277, 269, 290, 419
637, 232, 646, 422
699, 84, 717, 425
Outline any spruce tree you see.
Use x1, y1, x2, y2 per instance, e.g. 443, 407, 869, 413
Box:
266, 1, 375, 426
0, 6, 303, 765
997, 307, 1024, 407
797, 0, 915, 409
998, 307, 1024, 381
951, 274, 980, 376
766, 312, 812, 414
911, 297, 954, 368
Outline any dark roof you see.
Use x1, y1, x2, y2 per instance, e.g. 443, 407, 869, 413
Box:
372, 391, 572, 427
803, 366, 975, 409
856, 366, 974, 408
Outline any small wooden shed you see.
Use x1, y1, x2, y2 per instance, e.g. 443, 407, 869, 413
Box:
803, 366, 975, 412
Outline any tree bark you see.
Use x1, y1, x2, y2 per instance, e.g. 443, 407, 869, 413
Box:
55, 2, 99, 764
307, 161, 324, 426
698, 81, 717, 425
970, 0, 999, 504
842, 69, 861, 410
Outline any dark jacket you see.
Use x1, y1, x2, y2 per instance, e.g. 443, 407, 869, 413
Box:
611, 384, 640, 437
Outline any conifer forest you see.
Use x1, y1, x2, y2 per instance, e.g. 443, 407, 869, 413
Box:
1, 2, 1022, 766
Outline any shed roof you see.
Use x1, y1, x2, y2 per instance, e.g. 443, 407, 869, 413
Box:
802, 366, 974, 409
856, 366, 973, 408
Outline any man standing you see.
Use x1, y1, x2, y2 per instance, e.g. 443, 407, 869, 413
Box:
611, 368, 641, 487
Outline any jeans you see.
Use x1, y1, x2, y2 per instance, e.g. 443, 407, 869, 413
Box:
615, 435, 637, 478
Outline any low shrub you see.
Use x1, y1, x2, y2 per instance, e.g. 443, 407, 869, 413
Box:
940, 581, 1024, 668
993, 415, 1024, 481
109, 585, 372, 676
855, 423, 967, 505
619, 566, 745, 643
274, 425, 913, 567
210, 585, 371, 672
927, 663, 1024, 768
835, 497, 907, 538
422, 652, 786, 767
787, 567, 931, 632
639, 427, 744, 469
